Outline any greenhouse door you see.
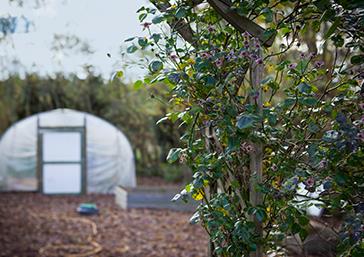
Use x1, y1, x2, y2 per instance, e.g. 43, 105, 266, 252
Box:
38, 127, 86, 194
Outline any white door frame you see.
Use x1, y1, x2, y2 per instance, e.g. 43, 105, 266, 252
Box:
36, 120, 87, 194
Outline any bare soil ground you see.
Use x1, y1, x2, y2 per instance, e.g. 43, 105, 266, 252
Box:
0, 193, 208, 257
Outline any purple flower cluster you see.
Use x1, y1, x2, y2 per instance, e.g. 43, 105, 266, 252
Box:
215, 58, 224, 68
309, 52, 317, 59
170, 54, 178, 60
288, 63, 297, 69
271, 164, 278, 171
207, 25, 215, 33
201, 52, 211, 59
142, 22, 151, 30
304, 177, 315, 189
314, 60, 324, 69
226, 50, 237, 61
317, 159, 327, 170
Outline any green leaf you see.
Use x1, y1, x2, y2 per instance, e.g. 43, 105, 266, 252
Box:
138, 37, 148, 48
297, 60, 309, 74
297, 82, 312, 94
149, 60, 163, 73
152, 15, 164, 24
276, 60, 290, 71
312, 20, 321, 32
331, 34, 344, 47
262, 28, 276, 43
138, 12, 147, 22
127, 44, 138, 54
166, 148, 182, 163
308, 122, 320, 133
324, 18, 340, 40
255, 209, 267, 222
299, 229, 308, 241
283, 98, 296, 107
136, 6, 145, 13
124, 37, 135, 42
175, 7, 187, 19
280, 26, 291, 36
236, 115, 255, 129
116, 70, 123, 78
167, 112, 179, 123
351, 55, 364, 65
298, 216, 309, 226
133, 80, 143, 90
315, 0, 330, 11
301, 97, 318, 106
205, 76, 216, 86
291, 223, 301, 234
150, 33, 161, 43
261, 7, 273, 23
267, 113, 277, 126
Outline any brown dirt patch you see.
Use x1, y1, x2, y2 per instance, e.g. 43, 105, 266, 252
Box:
0, 193, 208, 257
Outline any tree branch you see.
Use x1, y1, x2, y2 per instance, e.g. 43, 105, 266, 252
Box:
207, 0, 276, 47
150, 0, 197, 46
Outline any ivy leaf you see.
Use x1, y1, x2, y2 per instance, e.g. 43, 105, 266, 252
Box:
138, 37, 148, 48
166, 148, 182, 163
175, 7, 187, 19
124, 37, 135, 42
255, 209, 267, 222
261, 7, 273, 23
331, 34, 344, 47
116, 70, 123, 78
292, 223, 301, 234
127, 44, 138, 54
152, 15, 164, 24
138, 12, 147, 22
133, 80, 143, 90
301, 97, 318, 106
267, 113, 277, 126
308, 122, 320, 133
149, 60, 163, 73
351, 55, 364, 65
236, 115, 255, 129
296, 60, 309, 74
150, 33, 161, 43
324, 18, 340, 40
297, 82, 312, 94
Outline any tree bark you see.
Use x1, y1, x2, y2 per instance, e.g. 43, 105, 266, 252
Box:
248, 50, 264, 257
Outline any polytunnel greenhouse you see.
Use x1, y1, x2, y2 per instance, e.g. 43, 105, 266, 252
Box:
0, 108, 136, 194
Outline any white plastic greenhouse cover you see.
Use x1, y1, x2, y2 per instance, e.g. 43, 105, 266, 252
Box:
0, 109, 136, 193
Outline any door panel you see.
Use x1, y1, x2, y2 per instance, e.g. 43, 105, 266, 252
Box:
40, 130, 84, 194
42, 132, 81, 162
43, 164, 81, 194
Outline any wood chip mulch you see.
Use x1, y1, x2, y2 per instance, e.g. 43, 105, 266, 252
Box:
0, 193, 208, 257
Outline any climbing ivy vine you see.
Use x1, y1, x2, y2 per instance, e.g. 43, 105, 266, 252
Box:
126, 0, 364, 256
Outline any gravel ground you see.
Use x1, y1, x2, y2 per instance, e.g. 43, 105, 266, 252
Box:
0, 193, 208, 257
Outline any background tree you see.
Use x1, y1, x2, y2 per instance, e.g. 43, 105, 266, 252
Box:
0, 72, 188, 180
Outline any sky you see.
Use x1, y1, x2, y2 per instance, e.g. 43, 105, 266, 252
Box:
0, 0, 149, 81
